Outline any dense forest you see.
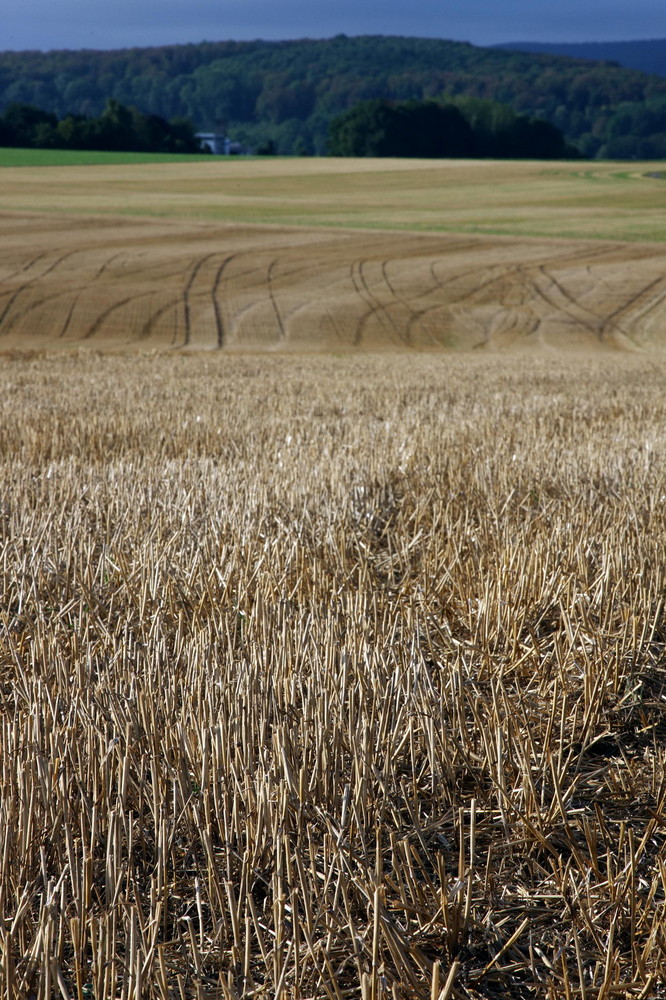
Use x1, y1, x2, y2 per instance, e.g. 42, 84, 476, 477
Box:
1, 35, 666, 157
328, 98, 577, 159
0, 98, 200, 153
496, 39, 666, 78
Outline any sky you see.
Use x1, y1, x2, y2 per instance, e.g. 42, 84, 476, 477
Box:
2, 0, 664, 53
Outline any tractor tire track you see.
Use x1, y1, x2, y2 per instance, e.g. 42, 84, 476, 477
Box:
0, 250, 52, 287
537, 264, 603, 325
350, 259, 383, 347
386, 258, 459, 348
78, 254, 197, 344
599, 275, 666, 345
92, 251, 124, 281
58, 297, 79, 340
400, 256, 497, 346
3, 252, 188, 337
380, 260, 419, 347
137, 297, 181, 343
529, 265, 602, 338
220, 255, 300, 345
265, 262, 358, 346
211, 254, 238, 348
181, 253, 218, 347
423, 243, 626, 348
360, 258, 410, 347
5, 213, 666, 352
2, 284, 90, 335
401, 258, 510, 347
350, 258, 408, 348
81, 290, 157, 341
263, 254, 333, 342
211, 255, 284, 344
0, 250, 80, 329
267, 259, 287, 343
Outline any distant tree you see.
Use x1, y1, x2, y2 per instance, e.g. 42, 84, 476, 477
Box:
94, 98, 136, 150
328, 99, 474, 157
328, 98, 573, 159
0, 119, 12, 146
0, 103, 57, 146
394, 101, 474, 157
450, 96, 517, 156
328, 100, 396, 156
165, 117, 200, 153
501, 116, 572, 159
55, 114, 90, 148
0, 98, 201, 154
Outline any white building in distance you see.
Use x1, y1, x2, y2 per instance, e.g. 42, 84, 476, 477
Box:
196, 132, 244, 155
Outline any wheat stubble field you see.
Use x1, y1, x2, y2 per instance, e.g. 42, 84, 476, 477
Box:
2, 157, 666, 1000
5, 216, 666, 352
1, 158, 666, 351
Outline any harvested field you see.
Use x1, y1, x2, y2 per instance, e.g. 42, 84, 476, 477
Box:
1, 351, 666, 1000
1, 158, 666, 352
3, 212, 666, 350
1, 158, 666, 242
2, 156, 666, 1000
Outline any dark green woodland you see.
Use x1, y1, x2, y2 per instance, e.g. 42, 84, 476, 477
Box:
1, 35, 665, 157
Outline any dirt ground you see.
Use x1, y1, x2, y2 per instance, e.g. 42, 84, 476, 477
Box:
2, 210, 666, 351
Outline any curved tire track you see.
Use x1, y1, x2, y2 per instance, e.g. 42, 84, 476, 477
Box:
4, 213, 666, 352
0, 250, 81, 330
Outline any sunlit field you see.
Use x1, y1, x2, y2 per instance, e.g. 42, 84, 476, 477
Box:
0, 156, 665, 241
1, 351, 666, 999
2, 157, 666, 352
0, 154, 666, 241
2, 153, 666, 999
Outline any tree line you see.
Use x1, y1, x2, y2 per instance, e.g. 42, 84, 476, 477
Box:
1, 35, 665, 157
0, 95, 576, 160
0, 98, 200, 153
328, 98, 577, 159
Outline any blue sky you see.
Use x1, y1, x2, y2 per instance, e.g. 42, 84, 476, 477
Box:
3, 0, 664, 52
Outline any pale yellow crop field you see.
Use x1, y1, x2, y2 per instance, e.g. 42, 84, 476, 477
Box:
1, 157, 665, 241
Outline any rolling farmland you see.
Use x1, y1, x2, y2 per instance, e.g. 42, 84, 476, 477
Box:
1, 158, 666, 352
2, 156, 666, 1000
2, 218, 666, 352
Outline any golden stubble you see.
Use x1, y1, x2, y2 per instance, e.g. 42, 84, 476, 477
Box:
1, 351, 666, 998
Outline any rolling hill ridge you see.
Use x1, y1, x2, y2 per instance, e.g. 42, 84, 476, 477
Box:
1, 35, 666, 157
496, 38, 666, 77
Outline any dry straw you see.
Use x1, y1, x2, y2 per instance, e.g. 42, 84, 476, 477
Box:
1, 350, 666, 999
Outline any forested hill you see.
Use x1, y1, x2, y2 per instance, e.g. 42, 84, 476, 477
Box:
496, 39, 666, 78
1, 35, 666, 157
